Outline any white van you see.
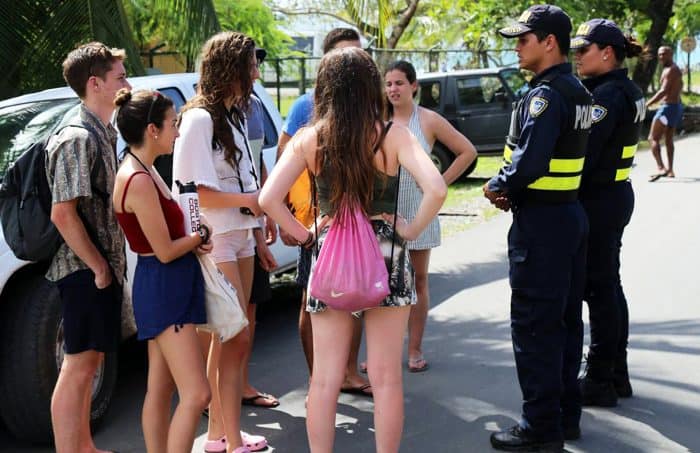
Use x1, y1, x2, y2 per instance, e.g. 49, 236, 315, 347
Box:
0, 73, 296, 441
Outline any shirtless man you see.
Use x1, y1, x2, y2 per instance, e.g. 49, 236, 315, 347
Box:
647, 46, 683, 181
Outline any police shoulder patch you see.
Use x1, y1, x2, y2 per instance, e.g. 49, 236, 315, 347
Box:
529, 96, 549, 117
591, 105, 608, 123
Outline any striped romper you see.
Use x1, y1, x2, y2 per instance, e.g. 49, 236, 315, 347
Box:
397, 104, 441, 250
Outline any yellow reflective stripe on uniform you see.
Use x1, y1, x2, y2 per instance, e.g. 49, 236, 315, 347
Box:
615, 168, 631, 181
504, 145, 583, 174
503, 144, 513, 163
528, 175, 582, 191
621, 144, 637, 159
549, 157, 584, 173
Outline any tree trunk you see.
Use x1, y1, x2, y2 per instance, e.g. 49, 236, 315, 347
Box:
632, 0, 675, 93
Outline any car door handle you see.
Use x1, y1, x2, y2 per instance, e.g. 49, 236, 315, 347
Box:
458, 113, 471, 119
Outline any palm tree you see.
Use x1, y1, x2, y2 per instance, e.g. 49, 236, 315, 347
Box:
0, 0, 219, 100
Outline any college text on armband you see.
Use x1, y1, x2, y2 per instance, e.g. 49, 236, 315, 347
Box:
574, 104, 592, 130
633, 98, 646, 123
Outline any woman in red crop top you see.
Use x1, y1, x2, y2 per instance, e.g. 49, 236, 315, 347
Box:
112, 89, 212, 453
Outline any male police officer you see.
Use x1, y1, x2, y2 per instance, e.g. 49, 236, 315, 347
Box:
484, 5, 592, 451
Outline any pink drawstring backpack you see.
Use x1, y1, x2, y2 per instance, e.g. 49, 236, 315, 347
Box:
308, 199, 391, 311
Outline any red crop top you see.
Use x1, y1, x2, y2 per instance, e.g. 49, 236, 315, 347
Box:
115, 171, 187, 254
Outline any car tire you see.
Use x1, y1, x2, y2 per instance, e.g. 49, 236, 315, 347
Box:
430, 144, 453, 175
431, 144, 479, 180
0, 271, 117, 443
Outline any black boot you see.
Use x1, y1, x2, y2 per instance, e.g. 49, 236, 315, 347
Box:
490, 425, 564, 452
578, 358, 618, 407
614, 355, 633, 398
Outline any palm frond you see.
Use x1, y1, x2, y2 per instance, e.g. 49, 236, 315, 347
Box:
154, 0, 221, 69
0, 0, 145, 100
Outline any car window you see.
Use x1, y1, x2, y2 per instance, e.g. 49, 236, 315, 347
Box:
260, 105, 278, 147
501, 69, 530, 99
418, 81, 441, 110
457, 76, 506, 106
0, 99, 80, 177
157, 87, 186, 112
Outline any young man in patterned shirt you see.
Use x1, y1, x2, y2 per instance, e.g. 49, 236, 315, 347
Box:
46, 42, 130, 453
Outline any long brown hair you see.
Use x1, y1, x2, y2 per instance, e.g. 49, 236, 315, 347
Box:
313, 47, 388, 216
181, 31, 255, 169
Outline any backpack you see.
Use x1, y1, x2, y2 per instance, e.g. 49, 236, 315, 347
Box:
308, 198, 392, 311
0, 122, 102, 262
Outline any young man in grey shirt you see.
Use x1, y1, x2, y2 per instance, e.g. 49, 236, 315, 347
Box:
46, 42, 130, 453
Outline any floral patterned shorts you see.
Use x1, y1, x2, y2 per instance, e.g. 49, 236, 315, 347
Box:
306, 220, 416, 314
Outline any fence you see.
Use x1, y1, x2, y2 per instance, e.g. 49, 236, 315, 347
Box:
260, 48, 518, 115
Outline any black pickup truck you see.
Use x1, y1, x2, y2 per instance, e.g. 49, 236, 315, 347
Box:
417, 67, 530, 176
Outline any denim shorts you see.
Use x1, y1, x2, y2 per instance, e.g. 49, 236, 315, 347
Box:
56, 269, 122, 354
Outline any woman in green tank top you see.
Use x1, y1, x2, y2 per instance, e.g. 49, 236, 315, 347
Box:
261, 47, 447, 453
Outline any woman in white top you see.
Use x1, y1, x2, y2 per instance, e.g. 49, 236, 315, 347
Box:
173, 32, 269, 453
384, 60, 476, 372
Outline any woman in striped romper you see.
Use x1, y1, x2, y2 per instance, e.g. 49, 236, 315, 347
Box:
385, 60, 477, 371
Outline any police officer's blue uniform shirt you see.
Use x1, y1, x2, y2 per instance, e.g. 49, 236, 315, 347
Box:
488, 63, 581, 197
580, 68, 644, 190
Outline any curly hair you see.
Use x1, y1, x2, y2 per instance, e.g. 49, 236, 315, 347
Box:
313, 47, 388, 217
181, 31, 256, 170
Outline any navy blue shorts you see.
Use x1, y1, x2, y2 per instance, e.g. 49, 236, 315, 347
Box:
653, 103, 684, 129
250, 248, 272, 304
56, 269, 122, 354
133, 253, 206, 341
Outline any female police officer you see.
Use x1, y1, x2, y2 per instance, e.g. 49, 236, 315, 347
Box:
572, 19, 644, 407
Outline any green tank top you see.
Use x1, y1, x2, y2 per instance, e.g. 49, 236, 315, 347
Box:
315, 171, 399, 216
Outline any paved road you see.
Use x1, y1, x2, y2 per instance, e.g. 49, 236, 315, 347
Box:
2, 135, 698, 452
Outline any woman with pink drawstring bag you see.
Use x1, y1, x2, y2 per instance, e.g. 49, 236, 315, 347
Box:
259, 47, 447, 452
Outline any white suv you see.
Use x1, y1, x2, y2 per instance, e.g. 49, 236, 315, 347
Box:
0, 73, 296, 442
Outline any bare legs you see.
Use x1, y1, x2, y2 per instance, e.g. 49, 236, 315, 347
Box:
306, 306, 410, 453
142, 325, 211, 453
407, 249, 431, 370
242, 301, 278, 406
299, 289, 314, 374
300, 290, 369, 391
664, 127, 676, 177
649, 120, 676, 178
205, 257, 254, 452
51, 351, 102, 453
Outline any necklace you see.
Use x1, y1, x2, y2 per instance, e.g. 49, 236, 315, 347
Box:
127, 149, 150, 173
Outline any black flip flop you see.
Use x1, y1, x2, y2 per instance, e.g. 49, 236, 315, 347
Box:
340, 383, 373, 397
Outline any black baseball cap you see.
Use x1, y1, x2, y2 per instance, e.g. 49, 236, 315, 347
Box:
499, 4, 572, 46
255, 48, 267, 64
571, 19, 625, 50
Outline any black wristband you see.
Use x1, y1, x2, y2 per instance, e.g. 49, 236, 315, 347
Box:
197, 224, 210, 245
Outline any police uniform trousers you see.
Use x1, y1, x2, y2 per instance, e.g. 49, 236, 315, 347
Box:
507, 200, 588, 440
581, 182, 634, 372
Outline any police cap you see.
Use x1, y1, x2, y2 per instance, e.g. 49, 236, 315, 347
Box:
499, 4, 572, 48
571, 19, 625, 50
